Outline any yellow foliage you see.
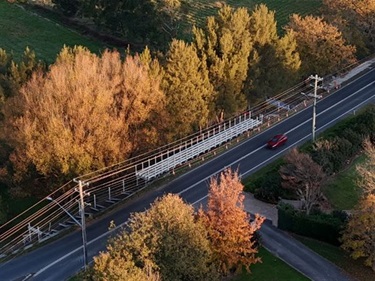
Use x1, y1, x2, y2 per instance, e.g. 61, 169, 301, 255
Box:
4, 46, 165, 183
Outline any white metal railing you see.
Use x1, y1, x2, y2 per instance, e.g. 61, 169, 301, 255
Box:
136, 116, 262, 181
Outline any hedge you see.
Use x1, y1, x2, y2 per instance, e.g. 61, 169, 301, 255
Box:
277, 203, 347, 245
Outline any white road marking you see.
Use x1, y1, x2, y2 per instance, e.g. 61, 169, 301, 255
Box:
185, 82, 374, 204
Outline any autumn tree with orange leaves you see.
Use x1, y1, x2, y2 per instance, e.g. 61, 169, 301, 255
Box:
198, 168, 264, 275
287, 14, 356, 75
323, 0, 375, 55
1, 46, 165, 192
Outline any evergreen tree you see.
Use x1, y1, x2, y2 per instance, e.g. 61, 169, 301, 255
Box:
246, 5, 300, 101
163, 39, 214, 138
193, 5, 251, 117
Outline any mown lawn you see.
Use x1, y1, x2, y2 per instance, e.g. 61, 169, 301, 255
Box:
323, 154, 366, 210
0, 1, 107, 63
235, 247, 309, 281
294, 235, 375, 281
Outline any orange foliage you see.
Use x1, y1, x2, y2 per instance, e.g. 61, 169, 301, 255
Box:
198, 168, 264, 275
4, 46, 165, 184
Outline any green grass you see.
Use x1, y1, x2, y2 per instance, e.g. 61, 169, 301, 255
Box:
323, 154, 366, 210
184, 0, 322, 32
294, 235, 375, 281
0, 1, 107, 63
235, 247, 309, 281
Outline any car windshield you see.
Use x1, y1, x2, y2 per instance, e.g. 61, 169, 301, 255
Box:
271, 137, 280, 142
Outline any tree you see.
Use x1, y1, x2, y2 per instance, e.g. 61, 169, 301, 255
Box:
279, 148, 327, 215
198, 168, 264, 275
92, 194, 219, 281
341, 139, 375, 271
163, 39, 214, 138
81, 0, 182, 49
287, 14, 356, 75
193, 5, 252, 117
2, 46, 165, 191
323, 0, 375, 55
0, 47, 44, 102
245, 4, 300, 101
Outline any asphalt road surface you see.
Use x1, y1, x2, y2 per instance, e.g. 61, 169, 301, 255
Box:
0, 69, 374, 281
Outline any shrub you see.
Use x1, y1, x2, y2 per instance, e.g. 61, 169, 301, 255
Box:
254, 173, 283, 204
277, 202, 346, 245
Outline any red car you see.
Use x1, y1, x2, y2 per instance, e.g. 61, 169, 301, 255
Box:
267, 134, 288, 149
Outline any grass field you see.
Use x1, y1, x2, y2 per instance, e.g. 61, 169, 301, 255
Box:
235, 247, 309, 281
0, 1, 107, 63
323, 154, 366, 210
185, 0, 322, 32
294, 235, 375, 281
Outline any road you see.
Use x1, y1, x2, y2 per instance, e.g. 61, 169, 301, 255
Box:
0, 69, 374, 281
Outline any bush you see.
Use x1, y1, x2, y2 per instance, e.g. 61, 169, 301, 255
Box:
254, 173, 283, 204
277, 202, 346, 245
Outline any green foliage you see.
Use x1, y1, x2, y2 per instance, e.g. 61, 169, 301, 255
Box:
52, 0, 81, 17
246, 4, 301, 101
163, 39, 213, 138
193, 5, 251, 117
278, 202, 347, 245
323, 155, 365, 210
81, 0, 182, 50
311, 106, 375, 174
253, 172, 283, 204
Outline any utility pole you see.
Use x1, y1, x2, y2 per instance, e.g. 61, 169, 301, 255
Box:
73, 179, 89, 271
78, 180, 88, 271
309, 74, 323, 142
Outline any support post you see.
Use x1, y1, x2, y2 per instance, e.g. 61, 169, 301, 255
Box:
78, 180, 88, 271
309, 74, 323, 142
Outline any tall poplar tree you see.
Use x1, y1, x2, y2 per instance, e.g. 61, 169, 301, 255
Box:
163, 39, 214, 138
193, 5, 251, 117
246, 4, 300, 101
